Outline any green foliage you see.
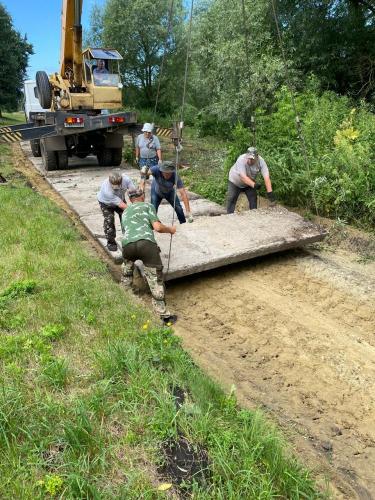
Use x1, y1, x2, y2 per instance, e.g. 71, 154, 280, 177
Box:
190, 0, 287, 125
0, 279, 36, 307
36, 474, 64, 496
276, 0, 375, 102
40, 356, 69, 389
95, 0, 185, 109
255, 87, 375, 225
0, 4, 33, 114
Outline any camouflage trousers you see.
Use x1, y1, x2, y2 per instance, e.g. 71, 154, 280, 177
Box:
122, 260, 170, 318
99, 202, 124, 243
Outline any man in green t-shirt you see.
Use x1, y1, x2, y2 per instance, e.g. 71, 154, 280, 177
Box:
121, 188, 177, 324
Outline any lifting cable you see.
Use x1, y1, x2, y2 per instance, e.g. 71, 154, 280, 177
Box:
241, 0, 256, 147
153, 0, 175, 123
241, 0, 258, 205
166, 0, 195, 277
270, 0, 319, 215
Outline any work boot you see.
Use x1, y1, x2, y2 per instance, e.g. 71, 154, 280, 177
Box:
121, 275, 133, 290
162, 314, 178, 326
107, 240, 118, 252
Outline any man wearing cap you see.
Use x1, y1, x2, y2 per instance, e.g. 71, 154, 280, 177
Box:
121, 187, 177, 325
227, 147, 276, 213
147, 161, 193, 224
135, 123, 162, 188
97, 171, 135, 251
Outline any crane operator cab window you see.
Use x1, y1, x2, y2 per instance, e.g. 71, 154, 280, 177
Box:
83, 48, 123, 88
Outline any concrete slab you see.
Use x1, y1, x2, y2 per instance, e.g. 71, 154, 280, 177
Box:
20, 141, 327, 280
159, 207, 326, 280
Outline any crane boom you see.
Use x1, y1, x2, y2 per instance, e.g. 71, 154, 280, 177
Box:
60, 0, 83, 87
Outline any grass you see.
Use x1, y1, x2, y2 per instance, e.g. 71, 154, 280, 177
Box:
0, 111, 26, 126
0, 143, 322, 498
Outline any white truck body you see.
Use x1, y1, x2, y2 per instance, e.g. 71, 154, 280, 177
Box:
24, 80, 48, 119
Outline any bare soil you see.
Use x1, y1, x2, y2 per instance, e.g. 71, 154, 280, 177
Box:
168, 241, 375, 499
12, 143, 375, 498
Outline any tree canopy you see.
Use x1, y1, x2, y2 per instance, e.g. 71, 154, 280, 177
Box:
0, 3, 33, 115
274, 0, 375, 100
85, 0, 375, 116
94, 0, 185, 109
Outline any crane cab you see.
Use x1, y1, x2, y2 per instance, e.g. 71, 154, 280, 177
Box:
82, 48, 123, 110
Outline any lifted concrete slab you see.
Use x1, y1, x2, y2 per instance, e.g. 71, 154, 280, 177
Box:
20, 141, 327, 280
159, 207, 327, 280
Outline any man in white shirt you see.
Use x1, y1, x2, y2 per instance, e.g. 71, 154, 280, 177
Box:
97, 170, 135, 251
227, 147, 276, 213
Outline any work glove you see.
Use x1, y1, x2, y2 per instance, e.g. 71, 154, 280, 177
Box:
267, 191, 277, 206
158, 159, 163, 167
140, 165, 149, 179
135, 157, 139, 164
254, 182, 261, 190
186, 212, 194, 223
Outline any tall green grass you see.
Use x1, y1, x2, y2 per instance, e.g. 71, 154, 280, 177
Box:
0, 143, 322, 498
181, 87, 375, 228
0, 111, 26, 126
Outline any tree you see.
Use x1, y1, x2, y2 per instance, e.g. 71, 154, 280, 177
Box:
273, 0, 375, 101
190, 0, 288, 126
0, 3, 33, 116
96, 0, 185, 109
83, 2, 104, 48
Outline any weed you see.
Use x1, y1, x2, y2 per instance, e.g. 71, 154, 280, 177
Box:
36, 474, 64, 496
40, 356, 69, 389
0, 279, 36, 309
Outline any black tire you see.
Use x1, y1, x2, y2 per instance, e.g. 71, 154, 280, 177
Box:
111, 148, 123, 166
30, 139, 41, 157
40, 140, 58, 172
97, 148, 113, 167
36, 71, 52, 109
57, 151, 68, 169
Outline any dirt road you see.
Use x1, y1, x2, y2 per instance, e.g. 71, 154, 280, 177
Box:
168, 244, 375, 498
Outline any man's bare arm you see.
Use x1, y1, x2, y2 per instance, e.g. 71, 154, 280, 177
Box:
152, 221, 176, 234
178, 187, 191, 213
239, 173, 256, 188
264, 175, 273, 193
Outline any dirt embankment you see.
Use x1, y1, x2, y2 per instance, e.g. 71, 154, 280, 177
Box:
169, 244, 375, 499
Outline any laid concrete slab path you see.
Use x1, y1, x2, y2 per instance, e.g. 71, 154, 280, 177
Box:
21, 141, 327, 280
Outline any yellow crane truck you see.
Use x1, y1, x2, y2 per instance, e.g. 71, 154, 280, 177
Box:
1, 0, 137, 171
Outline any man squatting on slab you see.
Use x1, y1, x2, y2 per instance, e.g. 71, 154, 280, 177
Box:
97, 171, 135, 252
227, 147, 276, 213
121, 187, 177, 325
142, 160, 193, 224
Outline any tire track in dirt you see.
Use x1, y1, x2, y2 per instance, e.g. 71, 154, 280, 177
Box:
168, 250, 375, 498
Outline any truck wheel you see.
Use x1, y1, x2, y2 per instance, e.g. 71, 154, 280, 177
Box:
97, 148, 113, 167
111, 148, 123, 166
30, 139, 41, 157
57, 151, 68, 170
36, 71, 52, 109
40, 140, 58, 171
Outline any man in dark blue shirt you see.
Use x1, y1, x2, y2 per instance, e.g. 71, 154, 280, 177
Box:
149, 161, 192, 224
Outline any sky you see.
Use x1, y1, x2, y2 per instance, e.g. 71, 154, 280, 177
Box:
2, 0, 105, 79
